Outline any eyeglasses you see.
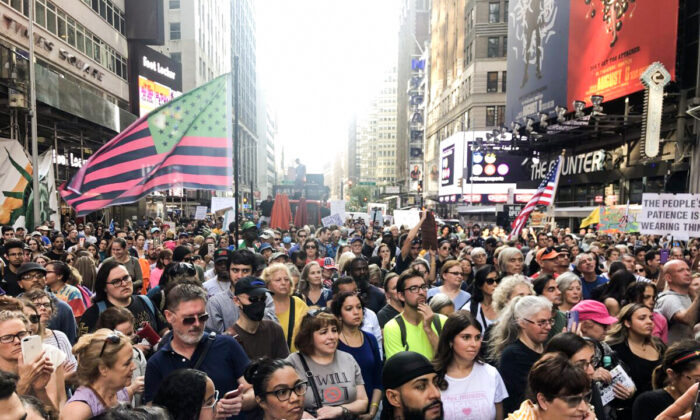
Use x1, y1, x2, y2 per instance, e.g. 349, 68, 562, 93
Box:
307, 308, 331, 318
20, 272, 45, 281
99, 332, 122, 357
552, 391, 592, 408
402, 284, 429, 294
33, 301, 51, 309
27, 314, 40, 324
107, 275, 132, 287
485, 277, 500, 285
202, 390, 219, 411
573, 360, 595, 370
635, 269, 646, 274
446, 271, 463, 276
523, 318, 556, 328
180, 313, 209, 325
0, 331, 28, 344
262, 381, 308, 402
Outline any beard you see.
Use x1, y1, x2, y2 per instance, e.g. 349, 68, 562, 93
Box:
174, 326, 204, 345
401, 400, 443, 420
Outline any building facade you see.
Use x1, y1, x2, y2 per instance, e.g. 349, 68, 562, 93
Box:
256, 86, 276, 200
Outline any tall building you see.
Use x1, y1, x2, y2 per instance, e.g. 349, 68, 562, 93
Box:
256, 85, 276, 200
396, 0, 430, 203
424, 0, 508, 201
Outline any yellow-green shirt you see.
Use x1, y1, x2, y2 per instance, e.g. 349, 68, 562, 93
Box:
277, 296, 308, 353
383, 313, 447, 360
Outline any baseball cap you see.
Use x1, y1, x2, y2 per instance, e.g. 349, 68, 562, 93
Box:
214, 248, 231, 263
383, 352, 436, 389
151, 227, 161, 233
536, 247, 560, 263
571, 300, 618, 325
259, 243, 273, 252
234, 276, 270, 296
37, 225, 49, 231
322, 257, 337, 270
17, 262, 47, 277
241, 221, 256, 231
30, 231, 41, 237
270, 252, 288, 262
349, 237, 363, 245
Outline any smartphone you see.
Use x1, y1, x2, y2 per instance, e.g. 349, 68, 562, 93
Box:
208, 243, 215, 255
79, 237, 85, 248
21, 335, 42, 363
660, 249, 670, 265
136, 322, 161, 346
566, 310, 579, 331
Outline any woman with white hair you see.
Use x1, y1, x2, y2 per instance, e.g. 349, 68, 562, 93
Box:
471, 247, 488, 271
490, 295, 554, 414
497, 247, 524, 277
491, 275, 534, 314
556, 271, 583, 312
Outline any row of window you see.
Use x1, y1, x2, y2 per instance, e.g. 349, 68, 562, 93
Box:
487, 36, 507, 58
4, 0, 128, 80
485, 105, 506, 127
486, 71, 507, 93
488, 1, 509, 24
80, 0, 125, 35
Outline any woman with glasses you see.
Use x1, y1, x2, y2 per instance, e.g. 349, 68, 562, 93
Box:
465, 265, 500, 332
263, 264, 308, 353
297, 262, 332, 308
302, 239, 323, 266
458, 257, 474, 291
79, 260, 168, 335
497, 248, 524, 277
436, 239, 453, 276
45, 260, 87, 319
506, 353, 594, 420
605, 303, 665, 419
625, 281, 668, 343
489, 296, 553, 414
62, 251, 77, 267
544, 332, 606, 419
532, 274, 566, 339
244, 357, 306, 420
556, 272, 583, 313
434, 311, 508, 420
0, 310, 63, 411
152, 369, 218, 420
428, 261, 471, 311
632, 340, 700, 420
61, 329, 136, 419
103, 238, 144, 292
285, 309, 368, 419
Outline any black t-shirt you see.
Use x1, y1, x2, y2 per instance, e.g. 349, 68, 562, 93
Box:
260, 200, 274, 217
377, 304, 400, 329
393, 253, 414, 275
45, 250, 65, 261
1, 268, 22, 297
79, 296, 167, 336
231, 320, 289, 360
632, 389, 674, 420
610, 342, 661, 420
361, 284, 387, 313
498, 340, 541, 415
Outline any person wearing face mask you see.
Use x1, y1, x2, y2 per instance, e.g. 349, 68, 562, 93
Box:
227, 277, 289, 360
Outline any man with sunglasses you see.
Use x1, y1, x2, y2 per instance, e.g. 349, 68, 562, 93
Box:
531, 247, 560, 279
229, 277, 289, 359
145, 283, 256, 419
383, 269, 447, 360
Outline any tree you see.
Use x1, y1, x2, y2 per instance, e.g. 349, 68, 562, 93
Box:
347, 186, 373, 211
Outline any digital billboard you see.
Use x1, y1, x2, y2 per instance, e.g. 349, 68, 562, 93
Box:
464, 132, 529, 184
505, 0, 570, 124
130, 44, 182, 117
567, 0, 678, 107
438, 133, 467, 198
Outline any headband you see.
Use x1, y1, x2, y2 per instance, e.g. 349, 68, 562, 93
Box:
672, 350, 700, 366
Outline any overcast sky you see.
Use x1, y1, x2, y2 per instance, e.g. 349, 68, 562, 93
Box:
257, 0, 400, 173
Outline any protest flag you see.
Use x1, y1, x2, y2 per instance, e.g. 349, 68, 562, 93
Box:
60, 74, 232, 216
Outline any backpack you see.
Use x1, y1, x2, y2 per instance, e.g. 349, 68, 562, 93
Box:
393, 314, 443, 351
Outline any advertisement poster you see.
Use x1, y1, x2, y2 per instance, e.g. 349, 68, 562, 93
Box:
567, 0, 678, 107
506, 0, 570, 123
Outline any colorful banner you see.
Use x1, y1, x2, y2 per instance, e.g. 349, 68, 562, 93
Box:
38, 149, 61, 230
598, 205, 640, 234
0, 139, 31, 227
567, 0, 678, 107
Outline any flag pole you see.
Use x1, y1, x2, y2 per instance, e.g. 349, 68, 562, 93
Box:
233, 56, 240, 245
547, 149, 566, 229
28, 0, 40, 229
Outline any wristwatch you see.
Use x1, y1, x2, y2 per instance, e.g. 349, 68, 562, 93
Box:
341, 406, 349, 416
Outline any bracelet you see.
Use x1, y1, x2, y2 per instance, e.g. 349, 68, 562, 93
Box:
371, 402, 380, 408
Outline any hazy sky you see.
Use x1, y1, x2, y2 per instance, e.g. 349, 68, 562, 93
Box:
257, 0, 400, 173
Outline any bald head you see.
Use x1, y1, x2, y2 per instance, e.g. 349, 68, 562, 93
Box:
664, 259, 692, 292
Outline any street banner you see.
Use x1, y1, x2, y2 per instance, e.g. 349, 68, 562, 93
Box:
330, 200, 346, 220
0, 139, 31, 228
61, 74, 233, 216
321, 213, 343, 227
38, 149, 61, 231
638, 193, 700, 240
598, 205, 640, 234
194, 206, 208, 220
509, 155, 562, 240
211, 196, 236, 213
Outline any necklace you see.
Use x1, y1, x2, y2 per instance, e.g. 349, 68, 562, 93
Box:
341, 329, 363, 347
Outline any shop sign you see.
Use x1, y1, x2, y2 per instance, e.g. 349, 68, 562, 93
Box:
531, 150, 606, 181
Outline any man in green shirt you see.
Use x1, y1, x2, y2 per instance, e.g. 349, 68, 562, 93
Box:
383, 269, 446, 359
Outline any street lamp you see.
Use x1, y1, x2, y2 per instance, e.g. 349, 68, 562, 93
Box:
591, 95, 605, 115
555, 106, 567, 123
573, 100, 587, 119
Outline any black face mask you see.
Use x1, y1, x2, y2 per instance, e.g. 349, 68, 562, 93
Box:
241, 300, 266, 321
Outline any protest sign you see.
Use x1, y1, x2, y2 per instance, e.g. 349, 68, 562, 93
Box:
638, 193, 700, 240
393, 209, 420, 228
211, 197, 236, 213
598, 205, 641, 234
194, 206, 208, 220
330, 200, 346, 219
322, 213, 344, 227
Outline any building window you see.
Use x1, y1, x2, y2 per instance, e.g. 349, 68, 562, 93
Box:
170, 22, 181, 40
171, 52, 181, 63
487, 72, 498, 93
489, 2, 500, 23
502, 71, 507, 92
504, 1, 509, 22
497, 105, 506, 126
502, 36, 508, 57
487, 37, 499, 58
169, 0, 180, 8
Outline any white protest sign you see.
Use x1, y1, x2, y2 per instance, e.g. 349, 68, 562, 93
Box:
638, 193, 700, 240
194, 206, 208, 220
322, 213, 344, 227
330, 200, 346, 219
393, 209, 420, 229
211, 197, 236, 213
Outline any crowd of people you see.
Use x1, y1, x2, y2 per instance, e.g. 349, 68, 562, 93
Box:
1, 212, 700, 419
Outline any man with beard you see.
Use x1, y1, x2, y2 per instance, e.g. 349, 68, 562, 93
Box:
383, 269, 447, 359
228, 276, 289, 359
202, 249, 233, 297
44, 235, 66, 261
205, 250, 277, 333
347, 258, 386, 313
144, 283, 256, 419
381, 351, 443, 420
1, 240, 24, 296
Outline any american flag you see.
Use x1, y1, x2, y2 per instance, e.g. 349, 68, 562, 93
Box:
508, 155, 562, 240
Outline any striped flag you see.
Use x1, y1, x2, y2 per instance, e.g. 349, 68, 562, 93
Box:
60, 74, 232, 216
508, 155, 562, 240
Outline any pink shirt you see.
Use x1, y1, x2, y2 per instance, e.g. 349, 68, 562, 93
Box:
652, 311, 668, 344
150, 267, 164, 288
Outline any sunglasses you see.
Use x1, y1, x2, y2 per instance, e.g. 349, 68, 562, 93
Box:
485, 276, 500, 285
307, 308, 331, 318
551, 391, 593, 408
181, 313, 209, 325
27, 314, 40, 324
99, 332, 122, 357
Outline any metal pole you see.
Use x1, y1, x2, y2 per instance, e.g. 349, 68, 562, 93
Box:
28, 1, 40, 229
233, 56, 240, 244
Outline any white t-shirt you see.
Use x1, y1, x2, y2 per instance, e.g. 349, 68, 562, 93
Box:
441, 362, 508, 420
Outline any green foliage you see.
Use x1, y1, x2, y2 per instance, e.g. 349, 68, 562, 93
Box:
347, 186, 373, 211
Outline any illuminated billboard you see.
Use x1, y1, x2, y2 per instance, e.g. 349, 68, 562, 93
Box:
567, 0, 678, 107
129, 44, 182, 117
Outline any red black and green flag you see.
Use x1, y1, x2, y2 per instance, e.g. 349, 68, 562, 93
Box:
60, 74, 232, 216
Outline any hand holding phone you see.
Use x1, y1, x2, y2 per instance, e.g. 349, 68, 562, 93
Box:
21, 335, 42, 364
217, 385, 243, 418
566, 310, 579, 333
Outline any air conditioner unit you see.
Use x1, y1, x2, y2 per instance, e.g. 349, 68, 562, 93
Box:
9, 90, 25, 108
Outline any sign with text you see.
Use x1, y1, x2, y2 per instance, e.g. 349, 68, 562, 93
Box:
194, 206, 208, 220
322, 213, 344, 227
638, 194, 700, 240
330, 200, 346, 220
211, 197, 236, 213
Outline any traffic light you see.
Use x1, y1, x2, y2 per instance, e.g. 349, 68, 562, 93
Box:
458, 178, 463, 187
